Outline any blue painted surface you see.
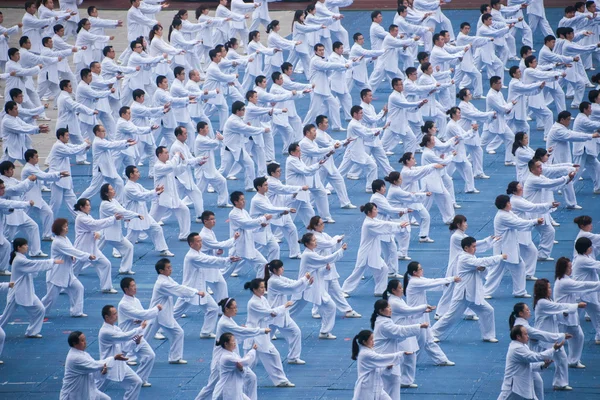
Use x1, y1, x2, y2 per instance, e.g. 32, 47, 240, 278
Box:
1, 7, 599, 400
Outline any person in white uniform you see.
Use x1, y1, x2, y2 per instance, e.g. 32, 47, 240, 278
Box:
0, 238, 63, 338
431, 236, 505, 342
59, 331, 128, 400
97, 305, 144, 400
194, 122, 231, 208
117, 277, 161, 387
342, 203, 409, 297
214, 333, 258, 400
41, 218, 92, 318
497, 325, 563, 400
1, 101, 49, 164
573, 102, 600, 193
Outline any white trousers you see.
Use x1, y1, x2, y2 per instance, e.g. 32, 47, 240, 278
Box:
5, 217, 41, 256
173, 294, 219, 335
197, 172, 230, 207
574, 154, 600, 192
520, 242, 538, 277
341, 262, 388, 295
528, 14, 553, 37
0, 295, 46, 336
50, 185, 78, 219
126, 221, 169, 252
177, 183, 204, 218
98, 363, 143, 400
534, 223, 555, 259
270, 317, 302, 360
145, 320, 185, 362
127, 339, 155, 384
79, 174, 124, 203
41, 280, 84, 317
73, 253, 114, 291
431, 298, 496, 341
483, 260, 527, 297
416, 326, 449, 364
318, 166, 352, 207
303, 93, 342, 130
451, 160, 475, 192
423, 192, 454, 224
560, 324, 584, 365
248, 348, 288, 386
99, 238, 134, 273
272, 220, 301, 258
465, 145, 485, 177
289, 295, 336, 334
149, 202, 191, 240
220, 149, 256, 191
338, 152, 378, 192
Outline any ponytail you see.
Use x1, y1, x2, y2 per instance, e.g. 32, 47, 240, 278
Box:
448, 215, 467, 231
383, 279, 401, 301
266, 20, 279, 34
403, 261, 420, 293
509, 302, 526, 330
264, 259, 284, 289
370, 299, 388, 330
351, 330, 372, 360
9, 238, 28, 265
168, 18, 182, 42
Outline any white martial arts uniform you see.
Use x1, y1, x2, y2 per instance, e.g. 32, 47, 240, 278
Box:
351, 344, 405, 400
59, 347, 113, 400
99, 199, 138, 274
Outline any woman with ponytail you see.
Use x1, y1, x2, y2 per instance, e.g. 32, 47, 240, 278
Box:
265, 260, 311, 364
404, 262, 458, 368
177, 7, 209, 70
370, 299, 426, 399
225, 38, 257, 78
74, 18, 113, 78
398, 151, 444, 193
169, 17, 202, 70
553, 257, 600, 369
288, 10, 327, 79
508, 302, 572, 397
148, 23, 183, 82
382, 281, 433, 391
533, 278, 581, 391
198, 297, 268, 400
419, 134, 457, 225
244, 30, 279, 93
342, 203, 408, 297
369, 179, 410, 273
512, 132, 535, 182
73, 198, 121, 294
572, 237, 600, 343
436, 215, 495, 318
196, 6, 228, 64
291, 232, 347, 340
385, 171, 433, 245
0, 238, 63, 338
243, 279, 295, 387
213, 333, 258, 400
445, 107, 479, 194
573, 215, 600, 258
306, 216, 361, 319
350, 329, 409, 400
266, 20, 301, 83
456, 88, 494, 179
214, 0, 247, 46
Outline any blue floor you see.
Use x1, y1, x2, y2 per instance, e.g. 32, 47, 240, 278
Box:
1, 7, 599, 400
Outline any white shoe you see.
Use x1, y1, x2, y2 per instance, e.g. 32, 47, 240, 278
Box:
526, 275, 538, 281
437, 360, 455, 366
323, 218, 336, 223
226, 175, 238, 180
475, 174, 490, 179
464, 315, 479, 321
346, 175, 360, 180
159, 250, 175, 257
398, 255, 411, 261
157, 221, 164, 226
26, 334, 43, 338
419, 237, 434, 243
504, 161, 516, 166
374, 293, 383, 297
207, 287, 213, 295
31, 252, 48, 257
218, 203, 234, 208
484, 295, 492, 299
112, 250, 122, 258
102, 288, 118, 294
568, 362, 586, 369
388, 273, 403, 278
230, 273, 239, 277
487, 150, 496, 154
154, 333, 166, 340
127, 360, 138, 366
72, 313, 88, 318
245, 188, 257, 192
276, 381, 296, 387
433, 337, 440, 342
411, 221, 420, 226
385, 151, 394, 156
312, 313, 321, 319
483, 338, 499, 343
551, 221, 560, 227
453, 204, 462, 209
537, 257, 554, 261
271, 334, 277, 340
0, 270, 10, 276
168, 359, 188, 364
345, 310, 362, 318
566, 205, 583, 210
465, 189, 480, 194
41, 185, 51, 192
118, 270, 135, 275
342, 292, 350, 298
401, 384, 418, 388
319, 332, 336, 339
341, 203, 357, 209
207, 185, 215, 193
553, 385, 573, 391
76, 160, 91, 165
434, 314, 440, 320
515, 293, 532, 298
200, 333, 216, 339
287, 359, 305, 365
325, 189, 331, 195
41, 236, 54, 242
142, 382, 152, 388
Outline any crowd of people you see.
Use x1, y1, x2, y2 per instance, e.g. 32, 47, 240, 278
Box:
0, 0, 599, 398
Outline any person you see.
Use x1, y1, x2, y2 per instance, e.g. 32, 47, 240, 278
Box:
173, 232, 239, 338
484, 194, 541, 298
145, 258, 205, 364
436, 215, 495, 319
1, 101, 49, 164
485, 76, 516, 166
370, 178, 410, 269
508, 302, 572, 399
573, 103, 600, 194
114, 106, 157, 175
60, 331, 128, 400
78, 124, 135, 202
573, 215, 600, 258
431, 236, 505, 342
350, 329, 407, 400
149, 146, 191, 241
264, 260, 310, 364
0, 281, 14, 363
573, 237, 600, 343
291, 232, 347, 339
153, 75, 192, 148
553, 257, 600, 369
194, 121, 231, 208
342, 203, 409, 297
497, 325, 563, 400
371, 299, 427, 398
228, 191, 272, 277
117, 277, 160, 387
197, 297, 266, 400
306, 216, 361, 318
445, 107, 479, 193
73, 198, 119, 294
97, 305, 144, 400
21, 149, 65, 241
0, 238, 63, 338
523, 160, 575, 261
243, 278, 295, 387
0, 161, 45, 257
98, 183, 139, 275
122, 166, 174, 257
120, 0, 159, 65
214, 333, 258, 400
355, 90, 393, 175
507, 181, 557, 280
404, 263, 459, 367
41, 218, 92, 318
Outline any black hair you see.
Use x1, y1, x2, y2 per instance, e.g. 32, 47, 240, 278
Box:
575, 237, 593, 255
495, 194, 510, 210
449, 215, 467, 231
509, 302, 527, 329
155, 258, 171, 274
370, 299, 389, 330
68, 331, 84, 347
351, 330, 373, 360
360, 202, 377, 215
9, 238, 28, 265
120, 277, 135, 293
383, 279, 402, 300
403, 261, 420, 292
